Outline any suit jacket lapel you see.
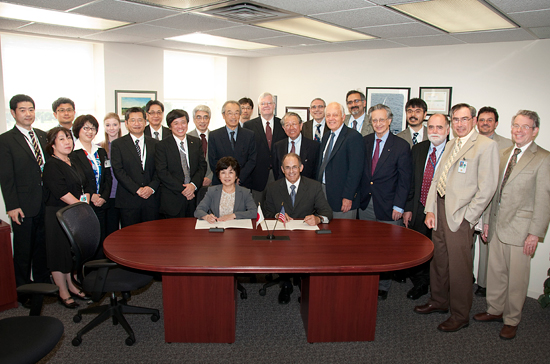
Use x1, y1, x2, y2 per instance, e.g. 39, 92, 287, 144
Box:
374, 134, 394, 175
279, 180, 293, 213
366, 134, 374, 176
507, 143, 536, 184
327, 126, 347, 164
12, 127, 38, 161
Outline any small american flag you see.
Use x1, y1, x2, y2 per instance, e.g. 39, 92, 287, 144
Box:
278, 205, 286, 227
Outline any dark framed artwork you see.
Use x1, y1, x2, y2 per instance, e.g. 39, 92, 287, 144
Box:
419, 87, 453, 116
115, 90, 157, 119
366, 87, 411, 134
285, 106, 310, 123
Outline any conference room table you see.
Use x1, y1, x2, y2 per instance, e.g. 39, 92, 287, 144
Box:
104, 218, 433, 343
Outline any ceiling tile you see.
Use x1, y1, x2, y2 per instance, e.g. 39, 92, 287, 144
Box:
69, 0, 180, 23
391, 34, 466, 47
205, 25, 286, 41
250, 46, 309, 56
368, 0, 420, 4
0, 18, 32, 30
489, 0, 550, 13
82, 32, 151, 43
507, 9, 550, 28
341, 39, 406, 50
529, 26, 550, 39
16, 23, 99, 37
252, 35, 325, 47
291, 42, 357, 54
452, 28, 537, 43
146, 12, 240, 31
311, 6, 414, 29
2, 1, 93, 11
355, 22, 443, 38
95, 23, 185, 39
140, 39, 255, 57
252, 0, 376, 15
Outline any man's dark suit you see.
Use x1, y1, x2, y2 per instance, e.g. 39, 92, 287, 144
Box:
405, 140, 432, 233
302, 119, 329, 141
263, 177, 333, 220
317, 124, 365, 212
360, 132, 412, 221
272, 137, 319, 180
0, 127, 50, 286
111, 134, 160, 227
243, 116, 285, 192
155, 135, 207, 217
208, 126, 257, 189
144, 125, 171, 140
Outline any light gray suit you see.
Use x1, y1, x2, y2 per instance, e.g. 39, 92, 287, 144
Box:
344, 114, 373, 136
194, 185, 256, 219
188, 129, 212, 181
397, 126, 428, 148
486, 142, 550, 325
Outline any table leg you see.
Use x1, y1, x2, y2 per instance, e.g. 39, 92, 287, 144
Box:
162, 273, 236, 343
301, 273, 379, 342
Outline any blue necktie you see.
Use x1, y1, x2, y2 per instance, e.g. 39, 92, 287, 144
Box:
290, 185, 296, 207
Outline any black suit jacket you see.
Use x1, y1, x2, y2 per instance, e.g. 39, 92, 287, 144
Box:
404, 140, 433, 228
316, 124, 365, 211
302, 119, 330, 142
263, 177, 333, 220
70, 147, 112, 205
272, 137, 319, 180
360, 132, 412, 221
0, 126, 48, 217
155, 135, 207, 216
243, 116, 285, 191
145, 125, 172, 140
111, 134, 160, 209
208, 126, 257, 189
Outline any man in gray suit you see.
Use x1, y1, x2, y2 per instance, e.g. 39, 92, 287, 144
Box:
344, 90, 374, 136
302, 98, 329, 142
397, 98, 429, 147
474, 110, 550, 340
188, 105, 212, 187
414, 103, 499, 333
474, 106, 514, 297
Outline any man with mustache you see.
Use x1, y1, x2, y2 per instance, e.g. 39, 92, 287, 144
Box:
397, 98, 429, 147
344, 90, 374, 136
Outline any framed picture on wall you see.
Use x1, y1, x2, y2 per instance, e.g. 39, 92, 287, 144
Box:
115, 90, 157, 119
419, 87, 452, 116
366, 87, 411, 134
285, 106, 310, 123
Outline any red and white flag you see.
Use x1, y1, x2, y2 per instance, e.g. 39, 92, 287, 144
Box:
256, 204, 265, 228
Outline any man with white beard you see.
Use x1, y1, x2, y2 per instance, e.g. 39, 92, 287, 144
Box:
402, 114, 450, 300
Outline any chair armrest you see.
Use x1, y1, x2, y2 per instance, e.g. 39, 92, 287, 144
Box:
84, 259, 118, 269
16, 283, 59, 295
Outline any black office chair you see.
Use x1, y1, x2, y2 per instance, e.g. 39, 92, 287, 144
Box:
0, 284, 64, 364
56, 202, 160, 346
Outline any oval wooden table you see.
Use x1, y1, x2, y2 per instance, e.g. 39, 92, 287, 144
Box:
104, 218, 433, 343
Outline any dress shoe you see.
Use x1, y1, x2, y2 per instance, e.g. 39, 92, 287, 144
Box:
70, 289, 91, 301
378, 290, 388, 300
414, 303, 449, 314
58, 296, 79, 309
407, 284, 429, 300
437, 318, 469, 332
278, 284, 293, 304
475, 286, 487, 297
392, 272, 407, 283
473, 312, 503, 322
499, 324, 517, 340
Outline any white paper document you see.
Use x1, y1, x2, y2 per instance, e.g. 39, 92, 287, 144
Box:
195, 219, 254, 230
260, 219, 319, 231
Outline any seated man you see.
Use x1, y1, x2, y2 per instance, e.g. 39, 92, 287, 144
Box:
264, 153, 333, 304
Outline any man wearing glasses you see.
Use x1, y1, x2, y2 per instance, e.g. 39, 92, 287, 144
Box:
188, 105, 213, 187
302, 98, 329, 142
144, 100, 171, 140
397, 98, 429, 147
52, 97, 76, 137
238, 97, 254, 127
344, 90, 374, 136
415, 103, 499, 333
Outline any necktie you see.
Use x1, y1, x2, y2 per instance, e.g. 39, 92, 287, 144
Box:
230, 131, 236, 151
290, 185, 296, 207
180, 141, 191, 184
154, 131, 159, 140
437, 138, 462, 197
200, 133, 207, 158
420, 147, 437, 206
28, 130, 43, 166
499, 148, 521, 202
352, 119, 357, 131
412, 132, 419, 145
314, 124, 321, 142
318, 132, 335, 181
135, 139, 142, 163
266, 121, 273, 150
371, 139, 382, 175
290, 140, 295, 154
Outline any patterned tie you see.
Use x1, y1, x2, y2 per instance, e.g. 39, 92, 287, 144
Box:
28, 130, 43, 166
437, 138, 462, 197
290, 140, 295, 154
200, 133, 207, 158
290, 185, 296, 207
499, 148, 521, 202
266, 121, 273, 150
154, 131, 159, 140
314, 124, 321, 142
412, 132, 419, 145
230, 131, 236, 151
352, 119, 357, 131
318, 132, 335, 181
420, 147, 437, 206
180, 141, 191, 184
135, 139, 142, 163
371, 139, 382, 175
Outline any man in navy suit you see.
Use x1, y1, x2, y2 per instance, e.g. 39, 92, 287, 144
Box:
360, 104, 412, 300
0, 94, 50, 294
144, 100, 171, 140
155, 109, 207, 218
273, 112, 319, 180
111, 107, 160, 227
208, 101, 257, 189
316, 102, 365, 219
243, 92, 286, 203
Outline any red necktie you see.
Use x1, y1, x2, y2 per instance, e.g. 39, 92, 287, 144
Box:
200, 133, 207, 158
420, 147, 437, 206
371, 139, 381, 175
266, 121, 272, 150
290, 140, 295, 154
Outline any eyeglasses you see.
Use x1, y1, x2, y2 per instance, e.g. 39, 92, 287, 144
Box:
347, 99, 362, 105
147, 111, 163, 116
240, 106, 252, 111
452, 117, 472, 124
310, 105, 325, 110
224, 111, 240, 117
284, 122, 300, 128
195, 115, 210, 121
512, 124, 536, 131
371, 118, 388, 124
82, 126, 97, 132
406, 109, 424, 115
260, 102, 274, 107
56, 108, 74, 113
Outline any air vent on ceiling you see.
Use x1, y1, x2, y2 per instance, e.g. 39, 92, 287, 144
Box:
126, 1, 221, 11
198, 3, 290, 23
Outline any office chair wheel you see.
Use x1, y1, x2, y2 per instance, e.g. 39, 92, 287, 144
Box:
151, 314, 160, 322
240, 291, 247, 299
72, 337, 82, 346
259, 288, 266, 296
73, 314, 82, 323
125, 336, 135, 346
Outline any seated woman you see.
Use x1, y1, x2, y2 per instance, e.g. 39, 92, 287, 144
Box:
195, 156, 256, 223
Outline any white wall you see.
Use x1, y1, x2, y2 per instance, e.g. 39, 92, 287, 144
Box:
246, 39, 550, 298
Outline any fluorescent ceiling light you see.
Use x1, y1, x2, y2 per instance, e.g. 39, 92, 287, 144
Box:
166, 33, 276, 50
256, 17, 374, 42
0, 3, 129, 30
390, 0, 516, 33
